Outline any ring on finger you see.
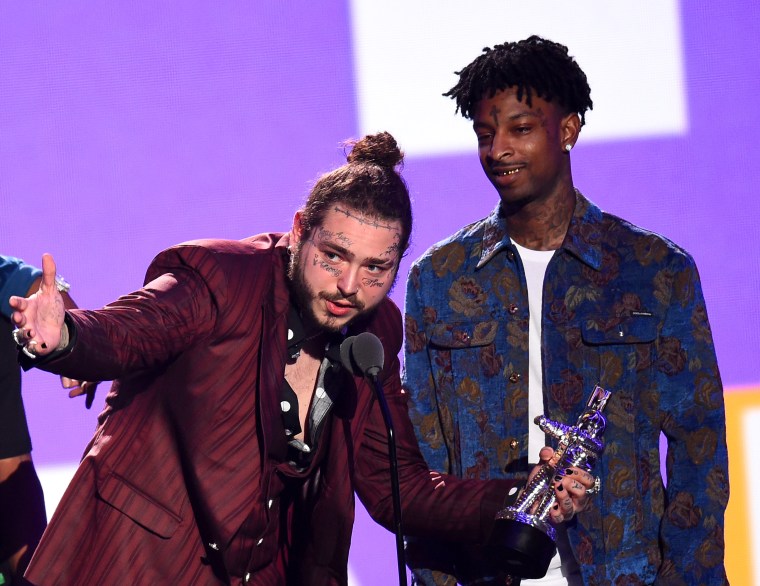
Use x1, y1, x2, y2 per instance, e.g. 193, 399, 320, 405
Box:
12, 328, 27, 347
21, 344, 37, 359
585, 476, 601, 495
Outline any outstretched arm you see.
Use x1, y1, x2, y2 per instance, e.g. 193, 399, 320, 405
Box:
21, 262, 100, 406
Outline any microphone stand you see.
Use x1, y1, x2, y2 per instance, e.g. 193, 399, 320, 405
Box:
366, 370, 408, 586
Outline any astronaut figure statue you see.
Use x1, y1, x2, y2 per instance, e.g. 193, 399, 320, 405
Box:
492, 385, 611, 579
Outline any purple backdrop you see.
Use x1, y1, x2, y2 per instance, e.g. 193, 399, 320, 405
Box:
2, 2, 758, 584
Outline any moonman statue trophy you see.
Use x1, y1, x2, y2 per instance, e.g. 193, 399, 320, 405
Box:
492, 385, 611, 579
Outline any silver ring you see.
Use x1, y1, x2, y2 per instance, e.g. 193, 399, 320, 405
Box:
21, 341, 38, 359
12, 328, 27, 347
585, 476, 601, 495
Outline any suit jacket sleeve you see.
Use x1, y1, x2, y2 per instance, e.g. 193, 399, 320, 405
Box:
28, 244, 222, 382
352, 300, 518, 545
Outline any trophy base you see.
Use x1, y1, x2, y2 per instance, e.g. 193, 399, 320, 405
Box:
490, 513, 557, 579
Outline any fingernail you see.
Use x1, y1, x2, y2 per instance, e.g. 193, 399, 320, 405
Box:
565, 468, 574, 474
556, 484, 564, 491
553, 475, 563, 482
553, 504, 559, 509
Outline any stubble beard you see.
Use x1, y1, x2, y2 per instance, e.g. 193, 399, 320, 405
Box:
287, 243, 368, 334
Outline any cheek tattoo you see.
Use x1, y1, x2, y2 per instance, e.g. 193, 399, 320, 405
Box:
362, 277, 385, 288
313, 253, 342, 277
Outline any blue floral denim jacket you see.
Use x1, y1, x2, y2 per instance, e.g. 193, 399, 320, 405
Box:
403, 192, 728, 585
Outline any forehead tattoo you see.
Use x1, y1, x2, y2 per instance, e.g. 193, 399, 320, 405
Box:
306, 207, 401, 281
333, 206, 398, 231
384, 232, 401, 259
534, 107, 548, 127
489, 105, 500, 127
314, 226, 353, 248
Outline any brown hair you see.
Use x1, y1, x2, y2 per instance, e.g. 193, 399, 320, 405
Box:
299, 131, 413, 260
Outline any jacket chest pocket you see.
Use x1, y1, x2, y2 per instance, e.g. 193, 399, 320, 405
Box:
578, 312, 658, 441
428, 319, 500, 403
580, 313, 658, 391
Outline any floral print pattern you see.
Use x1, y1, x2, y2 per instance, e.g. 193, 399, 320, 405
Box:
403, 192, 728, 585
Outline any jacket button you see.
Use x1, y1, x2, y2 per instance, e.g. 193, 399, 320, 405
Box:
508, 304, 518, 315
508, 372, 521, 383
509, 439, 519, 449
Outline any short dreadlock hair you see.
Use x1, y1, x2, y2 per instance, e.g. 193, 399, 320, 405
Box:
444, 35, 593, 125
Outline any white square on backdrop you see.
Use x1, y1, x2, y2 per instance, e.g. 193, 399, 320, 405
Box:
350, 0, 687, 156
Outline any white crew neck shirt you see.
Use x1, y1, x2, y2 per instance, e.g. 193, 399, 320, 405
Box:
511, 240, 581, 586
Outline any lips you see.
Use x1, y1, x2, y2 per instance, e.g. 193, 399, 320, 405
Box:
491, 165, 523, 177
325, 299, 356, 316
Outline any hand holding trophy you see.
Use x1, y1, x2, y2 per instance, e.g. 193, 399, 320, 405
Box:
492, 385, 611, 579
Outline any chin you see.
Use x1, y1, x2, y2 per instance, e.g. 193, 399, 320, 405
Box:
314, 311, 351, 334
320, 319, 346, 334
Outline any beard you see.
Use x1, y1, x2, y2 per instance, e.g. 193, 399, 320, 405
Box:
287, 242, 368, 334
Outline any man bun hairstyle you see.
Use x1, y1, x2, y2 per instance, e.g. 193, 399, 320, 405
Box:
300, 131, 413, 259
346, 131, 404, 169
444, 35, 593, 125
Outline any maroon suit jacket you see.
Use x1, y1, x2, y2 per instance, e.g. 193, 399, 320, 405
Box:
25, 234, 517, 585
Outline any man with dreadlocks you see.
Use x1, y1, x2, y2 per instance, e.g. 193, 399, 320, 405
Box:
403, 36, 728, 585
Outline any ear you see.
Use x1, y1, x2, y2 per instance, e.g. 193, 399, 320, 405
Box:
560, 112, 581, 151
291, 211, 305, 245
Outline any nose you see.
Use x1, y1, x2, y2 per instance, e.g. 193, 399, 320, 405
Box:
337, 267, 360, 297
489, 130, 512, 161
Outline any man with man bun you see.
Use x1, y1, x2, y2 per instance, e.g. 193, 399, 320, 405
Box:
11, 132, 591, 585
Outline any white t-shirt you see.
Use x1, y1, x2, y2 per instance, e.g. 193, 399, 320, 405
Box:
511, 240, 582, 586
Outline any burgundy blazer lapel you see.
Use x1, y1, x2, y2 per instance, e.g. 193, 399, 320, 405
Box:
257, 245, 291, 462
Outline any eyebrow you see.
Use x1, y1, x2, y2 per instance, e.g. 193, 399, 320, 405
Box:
473, 111, 538, 128
320, 242, 395, 267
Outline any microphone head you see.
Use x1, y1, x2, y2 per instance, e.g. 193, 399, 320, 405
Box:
340, 336, 357, 374
351, 332, 385, 377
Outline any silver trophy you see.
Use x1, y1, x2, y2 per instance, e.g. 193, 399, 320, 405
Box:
491, 385, 611, 579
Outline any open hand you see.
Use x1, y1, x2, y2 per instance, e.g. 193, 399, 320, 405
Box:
9, 253, 65, 357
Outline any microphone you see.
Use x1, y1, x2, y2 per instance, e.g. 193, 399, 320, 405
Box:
339, 330, 406, 586
339, 336, 355, 374
340, 332, 384, 378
